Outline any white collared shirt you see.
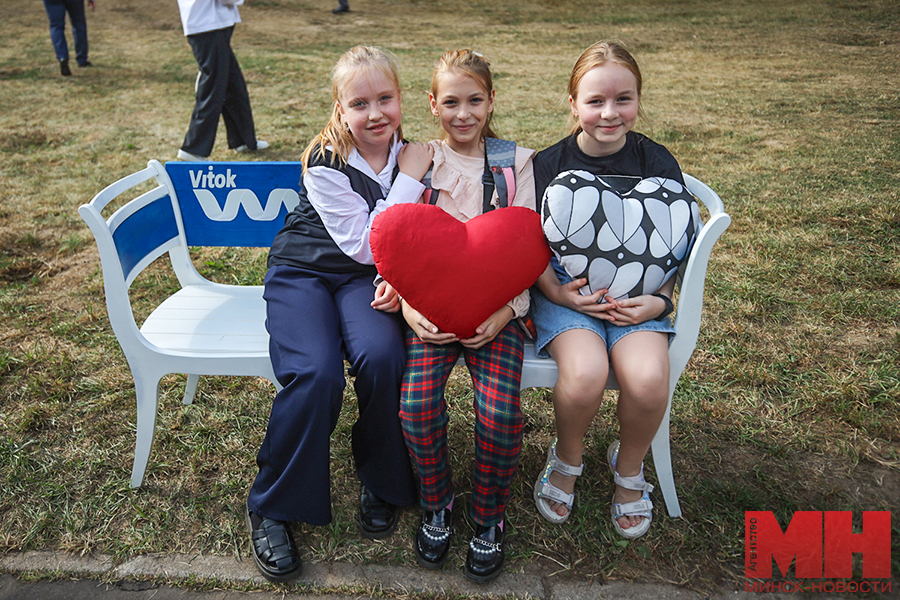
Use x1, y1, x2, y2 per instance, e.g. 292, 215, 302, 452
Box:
303, 136, 426, 264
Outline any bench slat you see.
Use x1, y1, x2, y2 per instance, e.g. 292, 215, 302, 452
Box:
140, 332, 270, 353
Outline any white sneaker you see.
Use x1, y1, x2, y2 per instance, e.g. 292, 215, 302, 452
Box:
176, 149, 207, 161
235, 140, 269, 153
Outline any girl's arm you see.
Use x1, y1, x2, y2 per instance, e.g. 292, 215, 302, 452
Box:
535, 262, 616, 320
504, 289, 530, 323
601, 277, 676, 326
305, 142, 433, 264
400, 299, 458, 345
371, 280, 401, 313
459, 305, 515, 350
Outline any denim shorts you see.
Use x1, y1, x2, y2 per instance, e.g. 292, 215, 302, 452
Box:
530, 263, 675, 359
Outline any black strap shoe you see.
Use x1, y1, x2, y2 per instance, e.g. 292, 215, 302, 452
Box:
465, 522, 505, 583
245, 504, 302, 583
358, 484, 399, 539
60, 59, 71, 76
415, 506, 453, 568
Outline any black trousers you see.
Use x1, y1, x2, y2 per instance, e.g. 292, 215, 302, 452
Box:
181, 26, 256, 157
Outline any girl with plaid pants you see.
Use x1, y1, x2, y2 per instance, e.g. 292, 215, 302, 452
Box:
397, 49, 537, 584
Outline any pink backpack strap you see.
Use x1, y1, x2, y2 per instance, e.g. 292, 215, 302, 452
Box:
500, 165, 515, 207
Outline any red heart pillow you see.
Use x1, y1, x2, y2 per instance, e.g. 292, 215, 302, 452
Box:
371, 204, 551, 338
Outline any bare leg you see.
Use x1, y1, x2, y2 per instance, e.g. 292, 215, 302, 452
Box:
543, 329, 609, 517
609, 331, 669, 530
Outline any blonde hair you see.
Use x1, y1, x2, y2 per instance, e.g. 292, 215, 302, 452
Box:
301, 46, 403, 173
430, 49, 498, 141
567, 41, 646, 135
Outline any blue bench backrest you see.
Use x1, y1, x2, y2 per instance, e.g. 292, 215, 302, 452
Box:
112, 192, 180, 281
165, 162, 303, 248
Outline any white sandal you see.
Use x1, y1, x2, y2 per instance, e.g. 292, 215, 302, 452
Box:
533, 438, 584, 524
607, 441, 654, 539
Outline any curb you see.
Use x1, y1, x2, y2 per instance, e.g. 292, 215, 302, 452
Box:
0, 551, 718, 599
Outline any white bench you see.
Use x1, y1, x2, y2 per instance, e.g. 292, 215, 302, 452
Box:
79, 159, 730, 519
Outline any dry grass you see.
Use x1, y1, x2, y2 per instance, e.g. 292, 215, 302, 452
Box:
1, 0, 899, 595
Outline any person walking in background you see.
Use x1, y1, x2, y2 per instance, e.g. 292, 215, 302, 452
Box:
175, 0, 267, 161
42, 0, 94, 76
332, 0, 350, 13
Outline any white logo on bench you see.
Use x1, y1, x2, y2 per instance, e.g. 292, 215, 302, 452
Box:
192, 189, 300, 222
190, 167, 238, 189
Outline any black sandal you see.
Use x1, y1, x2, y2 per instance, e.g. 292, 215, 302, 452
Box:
245, 504, 303, 583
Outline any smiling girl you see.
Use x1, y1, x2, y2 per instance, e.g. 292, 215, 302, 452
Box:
531, 41, 686, 539
245, 45, 433, 583
397, 49, 536, 583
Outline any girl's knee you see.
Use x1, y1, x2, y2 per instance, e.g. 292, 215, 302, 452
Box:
556, 359, 608, 403
618, 373, 669, 414
401, 386, 447, 417
620, 357, 668, 394
612, 345, 669, 410
354, 342, 406, 379
278, 356, 345, 395
475, 393, 523, 429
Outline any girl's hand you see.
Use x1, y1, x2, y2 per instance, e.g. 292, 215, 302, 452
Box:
548, 278, 616, 320
602, 294, 669, 326
401, 300, 458, 345
371, 280, 401, 313
459, 306, 515, 350
397, 142, 434, 182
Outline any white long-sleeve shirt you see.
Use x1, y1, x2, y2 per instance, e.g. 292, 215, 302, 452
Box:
303, 139, 426, 265
176, 0, 242, 36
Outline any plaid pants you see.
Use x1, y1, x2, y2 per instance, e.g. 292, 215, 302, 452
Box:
400, 323, 524, 527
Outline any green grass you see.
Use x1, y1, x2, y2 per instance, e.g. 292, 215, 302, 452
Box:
1, 0, 899, 596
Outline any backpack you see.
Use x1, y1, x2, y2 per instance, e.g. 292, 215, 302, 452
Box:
422, 138, 517, 213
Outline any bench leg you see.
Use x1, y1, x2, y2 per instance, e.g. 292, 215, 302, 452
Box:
650, 397, 682, 518
130, 371, 162, 488
182, 374, 200, 405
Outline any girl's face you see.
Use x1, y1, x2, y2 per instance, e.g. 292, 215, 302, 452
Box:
430, 70, 494, 156
570, 62, 639, 157
338, 69, 402, 159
